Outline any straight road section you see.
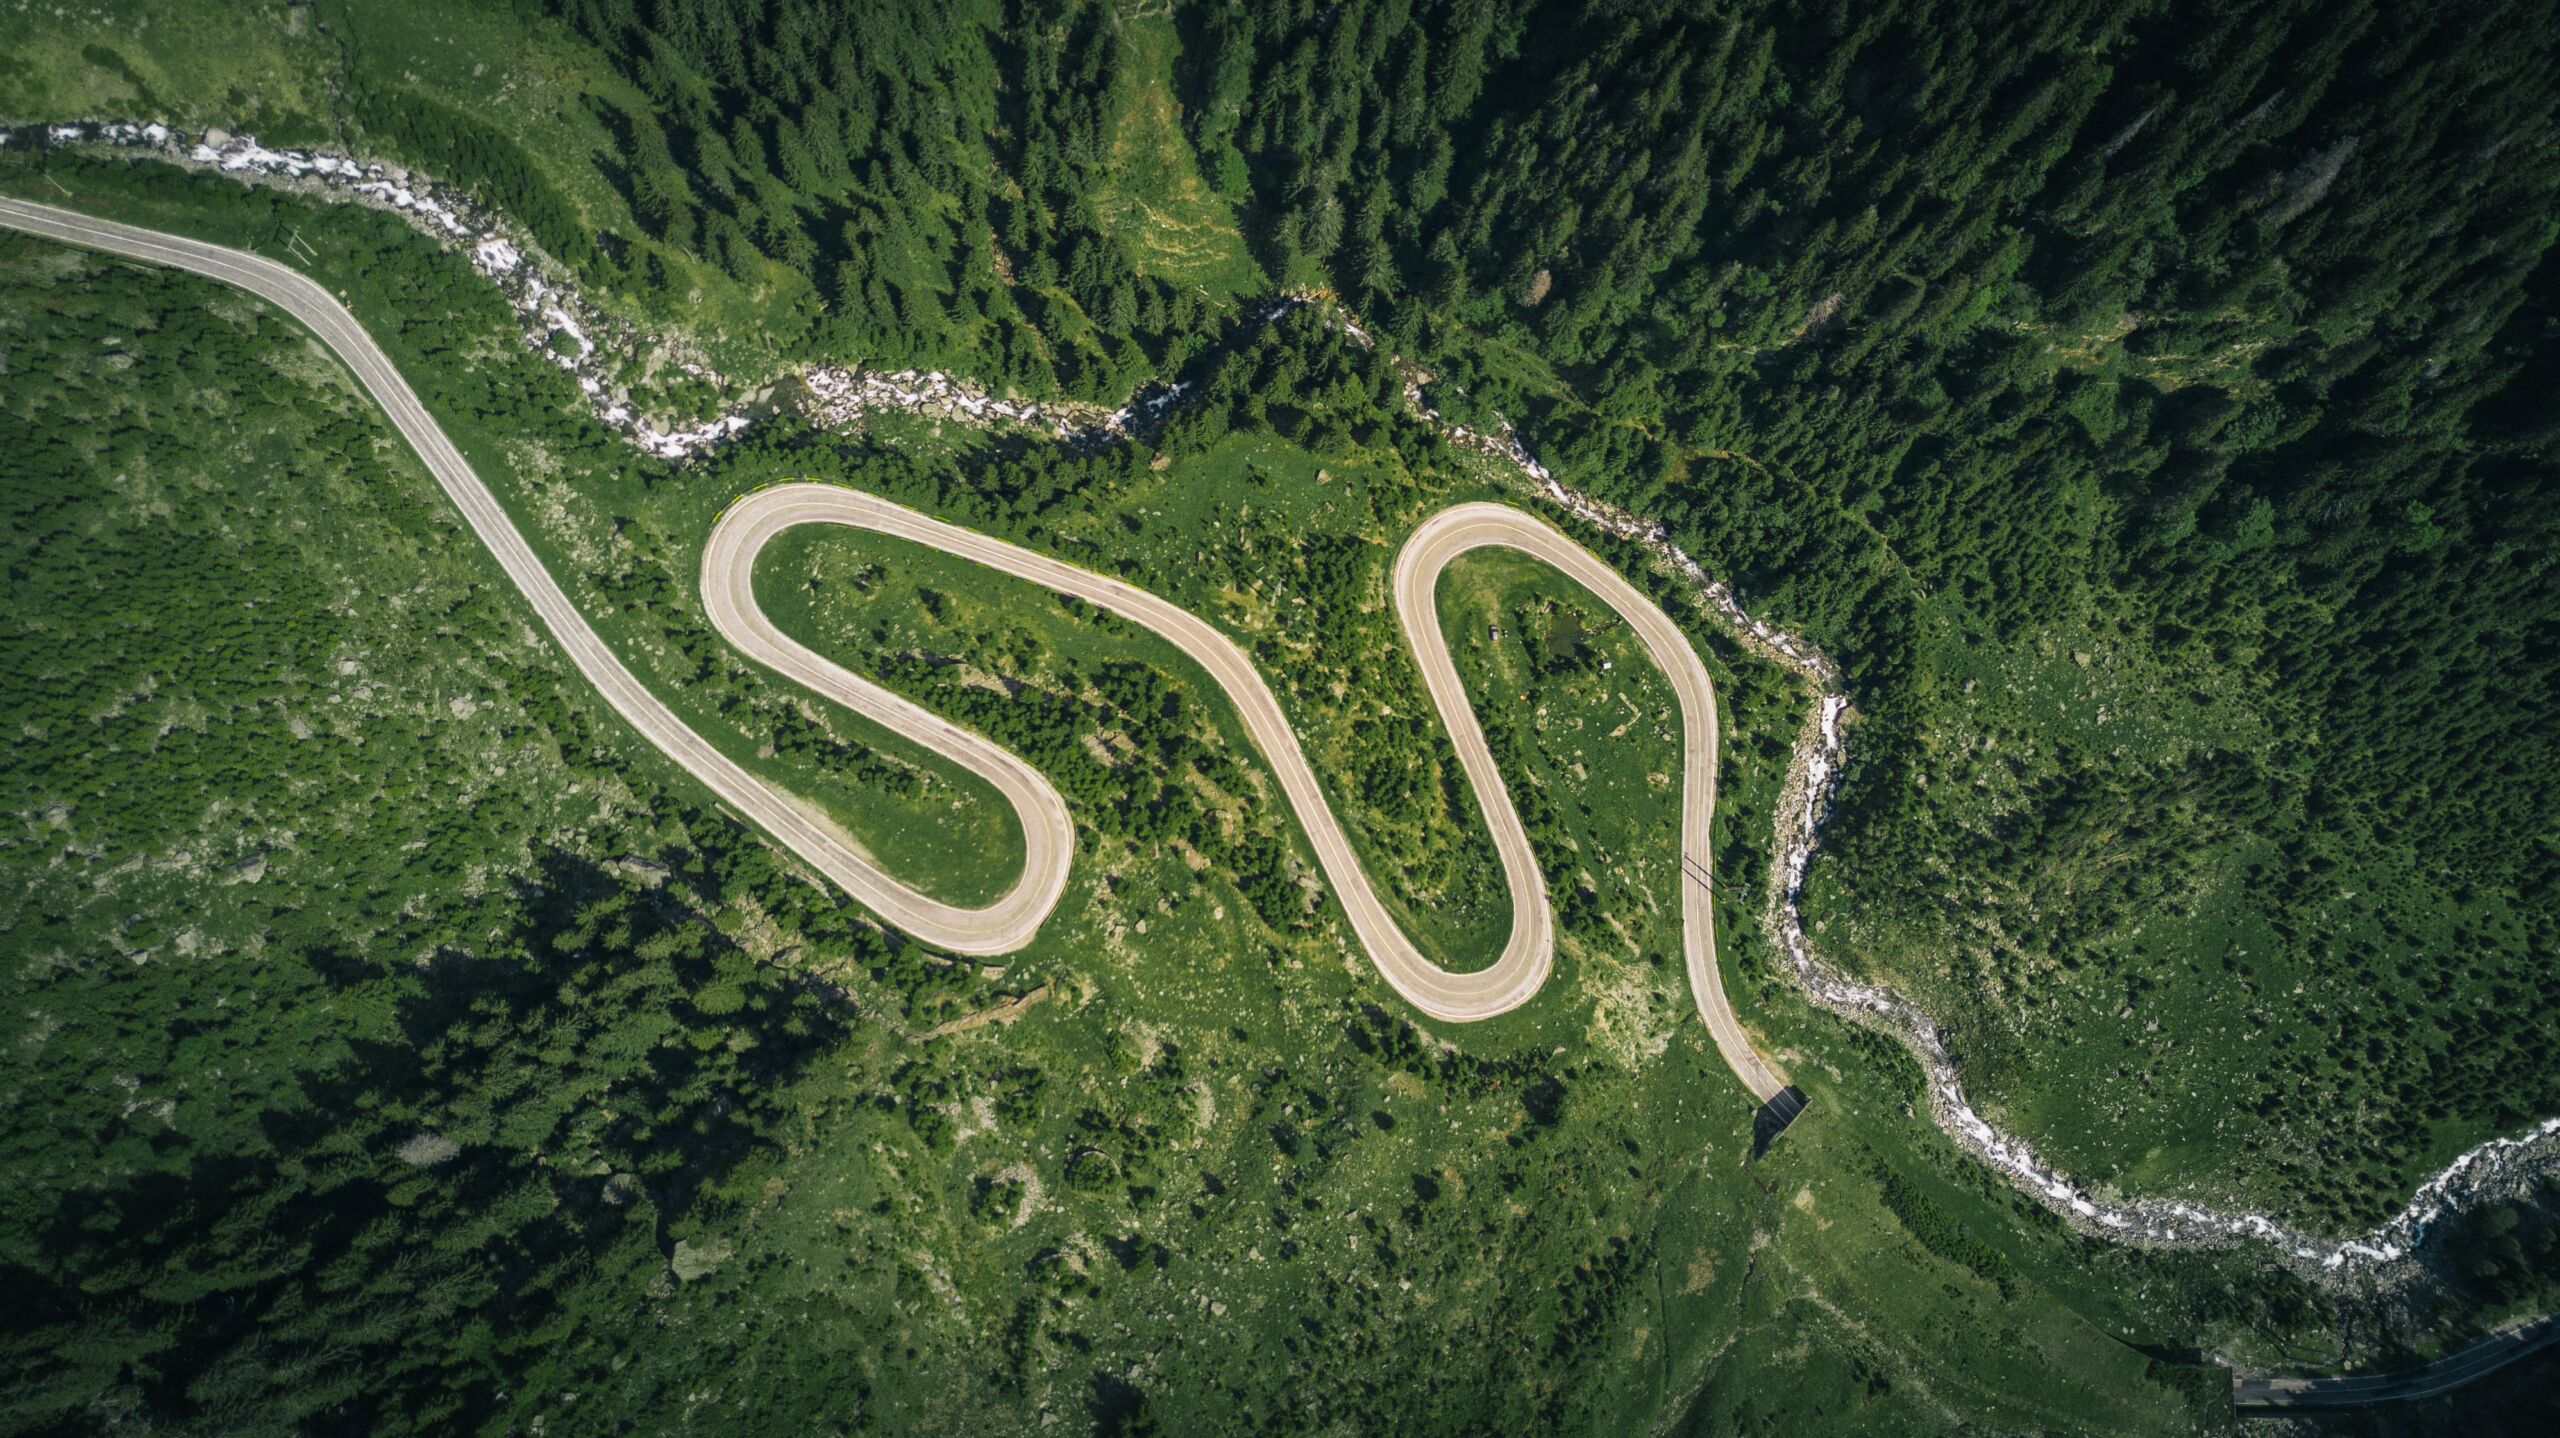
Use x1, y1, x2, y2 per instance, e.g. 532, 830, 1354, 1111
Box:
2234, 1311, 2560, 1413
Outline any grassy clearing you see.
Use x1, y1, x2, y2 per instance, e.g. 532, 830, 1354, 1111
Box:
522, 451, 1031, 909
0, 2, 337, 139
1434, 549, 1696, 1064
1088, 15, 1259, 297
965, 426, 1529, 971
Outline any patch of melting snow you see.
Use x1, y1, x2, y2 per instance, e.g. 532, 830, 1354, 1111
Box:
30, 114, 2560, 1278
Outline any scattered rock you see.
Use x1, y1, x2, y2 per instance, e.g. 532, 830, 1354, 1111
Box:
608, 856, 670, 888
672, 1236, 733, 1282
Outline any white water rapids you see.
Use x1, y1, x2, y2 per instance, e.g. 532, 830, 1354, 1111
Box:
18, 118, 2557, 1278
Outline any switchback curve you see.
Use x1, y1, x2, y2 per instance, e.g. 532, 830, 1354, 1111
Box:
0, 195, 1788, 1107
703, 487, 1789, 1102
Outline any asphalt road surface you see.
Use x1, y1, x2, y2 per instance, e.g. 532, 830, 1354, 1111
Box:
2, 194, 1789, 1105
2233, 1311, 2560, 1413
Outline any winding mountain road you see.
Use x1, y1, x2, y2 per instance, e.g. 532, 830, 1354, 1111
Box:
2233, 1311, 2560, 1413
0, 194, 1790, 1106
0, 193, 1064, 956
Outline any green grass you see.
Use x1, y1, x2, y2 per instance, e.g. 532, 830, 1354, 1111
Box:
0, 153, 2345, 1434
0, 3, 339, 141
1435, 548, 1701, 1059
0, 233, 844, 1426
1087, 16, 1261, 298
1804, 578, 2537, 1229
597, 519, 2234, 1434
722, 435, 1594, 983
1666, 1120, 2209, 1436
905, 425, 1534, 972
516, 454, 1032, 910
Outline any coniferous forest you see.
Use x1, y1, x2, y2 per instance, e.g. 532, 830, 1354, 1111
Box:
2, 0, 2557, 1433
443, 0, 2559, 1231
488, 6, 2560, 1193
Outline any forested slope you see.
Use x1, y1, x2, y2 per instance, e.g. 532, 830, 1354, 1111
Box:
1179, 0, 2560, 1223
503, 0, 1254, 398
0, 201, 2279, 1436
5, 0, 2555, 1256
0, 235, 869, 1432
496, 0, 2560, 1223
5, 2, 2560, 1430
